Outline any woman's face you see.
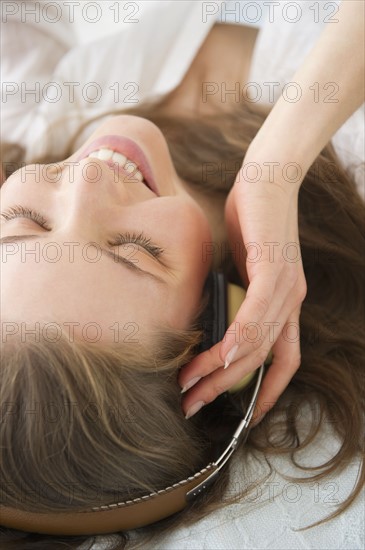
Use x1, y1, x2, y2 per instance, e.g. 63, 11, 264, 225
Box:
0, 116, 213, 345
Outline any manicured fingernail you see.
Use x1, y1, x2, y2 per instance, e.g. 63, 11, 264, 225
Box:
224, 344, 238, 369
181, 376, 202, 394
185, 401, 205, 420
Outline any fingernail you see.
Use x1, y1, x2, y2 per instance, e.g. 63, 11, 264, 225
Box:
185, 401, 205, 420
224, 344, 238, 369
181, 376, 202, 394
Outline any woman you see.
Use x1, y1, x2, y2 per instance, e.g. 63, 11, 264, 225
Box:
1, 1, 364, 549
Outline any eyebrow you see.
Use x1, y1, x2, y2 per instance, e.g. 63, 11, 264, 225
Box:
0, 234, 168, 286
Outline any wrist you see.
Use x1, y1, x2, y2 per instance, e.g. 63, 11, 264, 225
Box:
239, 148, 305, 194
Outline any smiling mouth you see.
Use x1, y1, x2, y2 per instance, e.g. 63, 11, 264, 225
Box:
86, 148, 156, 193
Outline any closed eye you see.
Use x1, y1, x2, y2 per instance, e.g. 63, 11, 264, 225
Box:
0, 205, 51, 230
0, 204, 165, 259
108, 232, 164, 258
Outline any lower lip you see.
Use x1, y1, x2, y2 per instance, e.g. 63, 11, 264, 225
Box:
75, 136, 159, 196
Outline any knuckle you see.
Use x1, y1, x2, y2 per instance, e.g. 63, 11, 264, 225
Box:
283, 264, 307, 298
250, 336, 263, 353
205, 347, 217, 371
291, 353, 302, 370
209, 345, 224, 370
199, 347, 219, 376
298, 280, 307, 302
207, 382, 226, 402
252, 294, 270, 318
285, 265, 301, 288
244, 323, 263, 350
288, 274, 307, 305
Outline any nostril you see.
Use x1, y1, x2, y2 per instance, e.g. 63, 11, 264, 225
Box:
43, 163, 64, 184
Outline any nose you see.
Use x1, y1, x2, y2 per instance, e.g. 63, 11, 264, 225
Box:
54, 158, 136, 241
65, 157, 130, 203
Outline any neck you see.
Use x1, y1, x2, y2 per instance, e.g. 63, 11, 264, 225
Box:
157, 23, 258, 271
160, 23, 258, 116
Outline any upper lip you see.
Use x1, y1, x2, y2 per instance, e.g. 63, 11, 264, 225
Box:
75, 136, 160, 196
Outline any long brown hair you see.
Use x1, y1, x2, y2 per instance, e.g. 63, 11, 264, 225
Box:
1, 100, 364, 549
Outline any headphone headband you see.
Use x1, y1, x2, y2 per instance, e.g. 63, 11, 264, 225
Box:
0, 273, 265, 535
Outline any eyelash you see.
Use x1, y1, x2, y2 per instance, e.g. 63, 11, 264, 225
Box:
0, 205, 51, 230
0, 204, 165, 258
108, 232, 164, 258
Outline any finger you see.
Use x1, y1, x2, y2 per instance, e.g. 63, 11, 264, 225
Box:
180, 262, 300, 394
251, 306, 302, 426
181, 310, 279, 417
177, 340, 224, 391
219, 267, 279, 364
179, 269, 283, 393
182, 302, 301, 419
220, 256, 303, 366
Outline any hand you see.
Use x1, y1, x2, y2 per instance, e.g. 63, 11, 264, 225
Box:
178, 158, 307, 424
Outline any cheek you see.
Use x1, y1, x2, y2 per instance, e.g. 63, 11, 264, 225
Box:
0, 173, 40, 199
166, 202, 213, 283
166, 201, 211, 245
0, 178, 13, 194
185, 204, 211, 252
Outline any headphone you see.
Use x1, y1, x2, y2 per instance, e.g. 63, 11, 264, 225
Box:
0, 272, 264, 535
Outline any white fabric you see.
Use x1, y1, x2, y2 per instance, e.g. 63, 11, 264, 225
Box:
1, 2, 364, 548
1, 1, 364, 199
216, 0, 271, 27
1, 1, 217, 163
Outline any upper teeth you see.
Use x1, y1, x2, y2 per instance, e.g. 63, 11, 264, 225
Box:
87, 148, 144, 182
